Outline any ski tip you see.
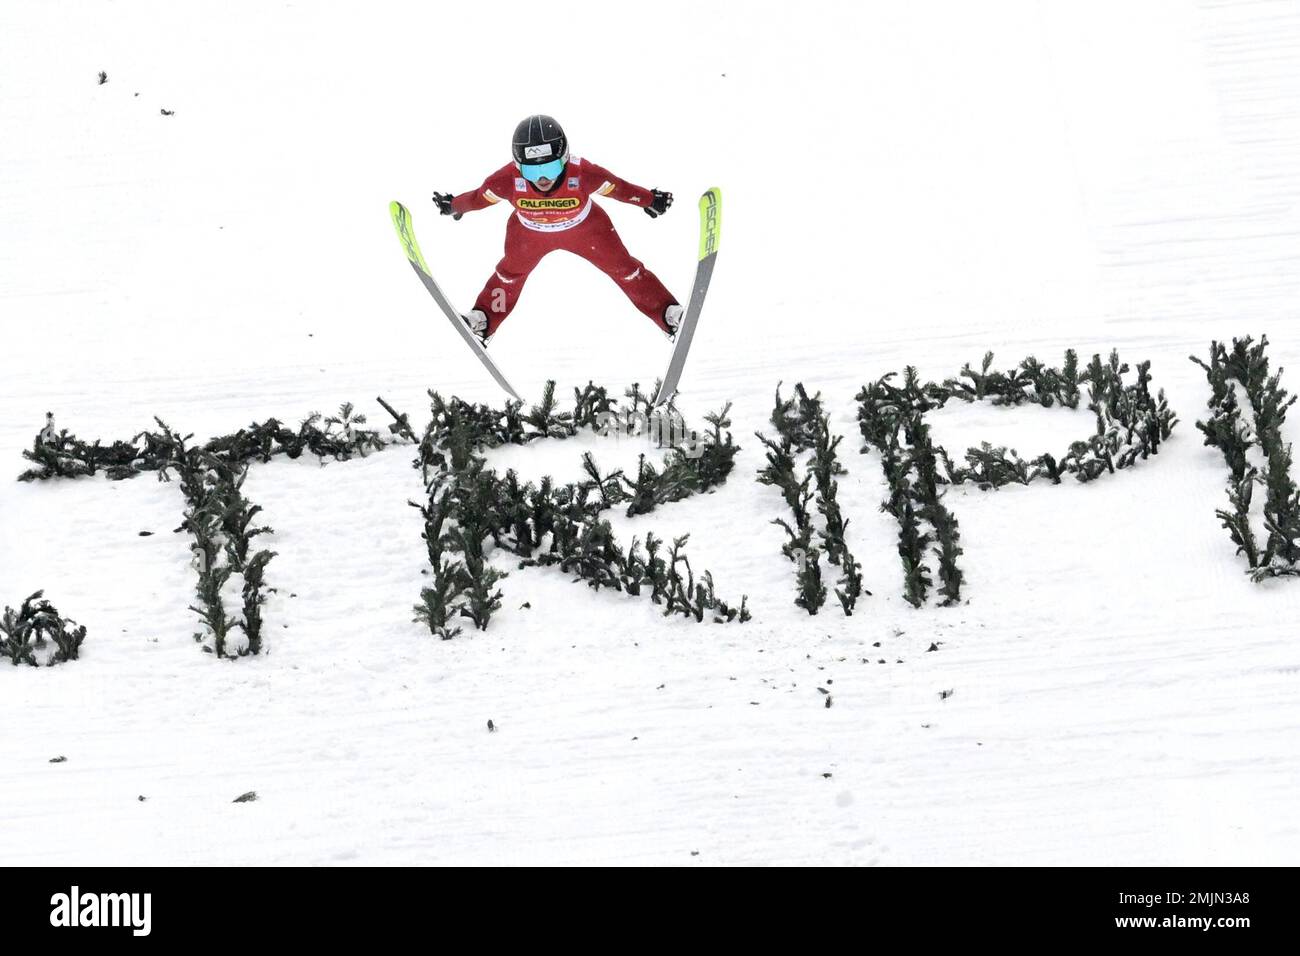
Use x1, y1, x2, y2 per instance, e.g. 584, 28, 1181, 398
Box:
390, 201, 432, 272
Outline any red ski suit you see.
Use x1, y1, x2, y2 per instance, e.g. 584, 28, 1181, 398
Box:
450, 156, 677, 336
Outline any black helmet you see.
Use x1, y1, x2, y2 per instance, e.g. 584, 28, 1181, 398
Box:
512, 114, 567, 167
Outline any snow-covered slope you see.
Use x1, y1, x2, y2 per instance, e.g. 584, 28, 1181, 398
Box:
1, 0, 1298, 865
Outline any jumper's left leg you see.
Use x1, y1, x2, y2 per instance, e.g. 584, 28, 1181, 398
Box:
570, 205, 678, 333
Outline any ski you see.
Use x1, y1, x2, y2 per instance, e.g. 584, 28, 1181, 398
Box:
652, 187, 721, 406
388, 200, 522, 402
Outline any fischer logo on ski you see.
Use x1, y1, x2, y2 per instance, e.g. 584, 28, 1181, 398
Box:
700, 190, 720, 259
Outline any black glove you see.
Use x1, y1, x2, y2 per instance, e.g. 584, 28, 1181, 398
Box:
644, 188, 673, 218
432, 191, 462, 220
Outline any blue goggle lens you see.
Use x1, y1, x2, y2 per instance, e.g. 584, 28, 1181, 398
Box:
520, 158, 566, 183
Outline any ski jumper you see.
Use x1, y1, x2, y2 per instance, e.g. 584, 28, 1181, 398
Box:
450, 157, 677, 336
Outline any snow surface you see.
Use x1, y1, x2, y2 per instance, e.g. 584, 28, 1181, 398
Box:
2, 0, 1299, 865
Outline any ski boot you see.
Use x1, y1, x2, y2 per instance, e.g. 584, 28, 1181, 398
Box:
461, 309, 491, 347
663, 304, 683, 340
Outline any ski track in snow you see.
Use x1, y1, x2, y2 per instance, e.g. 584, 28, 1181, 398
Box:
1, 0, 1299, 865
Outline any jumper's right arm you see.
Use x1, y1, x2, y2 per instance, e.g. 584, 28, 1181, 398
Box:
451, 184, 501, 215
434, 168, 512, 218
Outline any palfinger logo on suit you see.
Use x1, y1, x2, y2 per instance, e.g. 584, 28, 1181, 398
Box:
517, 197, 581, 211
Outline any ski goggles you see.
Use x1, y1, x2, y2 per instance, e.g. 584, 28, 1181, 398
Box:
518, 157, 566, 183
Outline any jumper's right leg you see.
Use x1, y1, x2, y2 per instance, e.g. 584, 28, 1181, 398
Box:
472, 217, 550, 337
